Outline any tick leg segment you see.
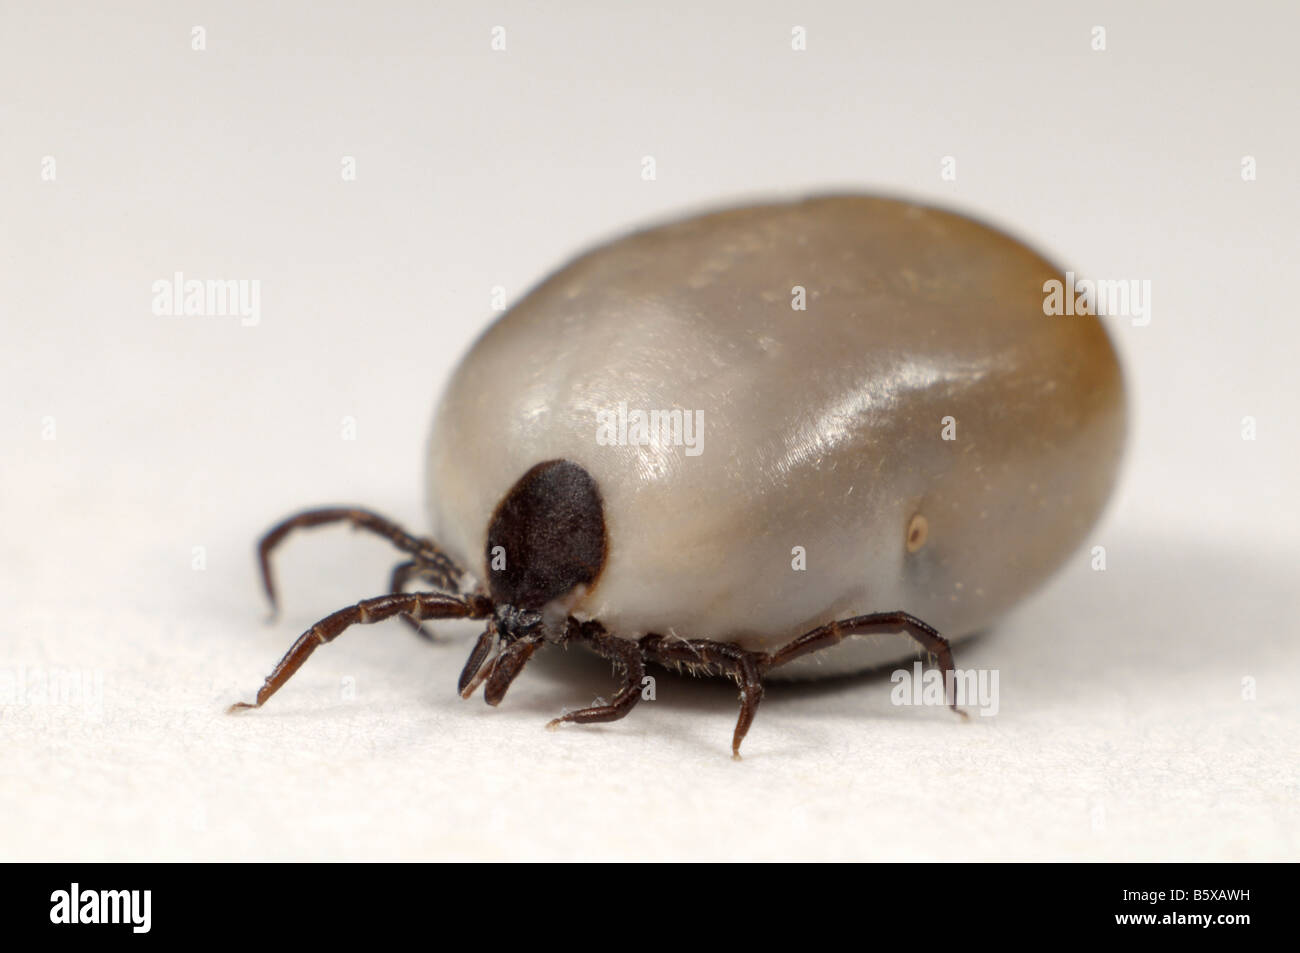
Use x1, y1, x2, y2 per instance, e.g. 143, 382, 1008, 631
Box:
767, 611, 966, 715
390, 560, 459, 641
546, 623, 646, 731
228, 592, 490, 713
639, 635, 766, 758
257, 506, 471, 616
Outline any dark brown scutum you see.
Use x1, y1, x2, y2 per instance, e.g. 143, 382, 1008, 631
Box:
485, 459, 607, 610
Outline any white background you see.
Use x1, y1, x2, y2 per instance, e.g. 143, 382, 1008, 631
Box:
2, 1, 1297, 860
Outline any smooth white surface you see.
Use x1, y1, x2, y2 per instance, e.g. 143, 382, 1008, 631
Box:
2, 1, 1297, 861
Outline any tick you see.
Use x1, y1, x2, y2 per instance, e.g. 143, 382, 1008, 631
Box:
230, 195, 1125, 756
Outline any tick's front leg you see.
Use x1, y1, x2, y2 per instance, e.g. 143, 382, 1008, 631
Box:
257, 506, 474, 618
229, 591, 490, 712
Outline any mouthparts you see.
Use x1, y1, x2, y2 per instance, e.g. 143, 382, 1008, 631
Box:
458, 623, 542, 706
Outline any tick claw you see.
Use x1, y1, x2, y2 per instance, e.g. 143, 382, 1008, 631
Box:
545, 718, 562, 731
226, 702, 256, 714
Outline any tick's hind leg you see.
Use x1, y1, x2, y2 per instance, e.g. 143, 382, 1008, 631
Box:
768, 611, 967, 717
229, 591, 492, 712
639, 635, 766, 759
257, 506, 473, 617
546, 622, 647, 732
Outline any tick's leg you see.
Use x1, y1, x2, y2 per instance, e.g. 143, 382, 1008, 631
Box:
228, 592, 491, 713
639, 635, 767, 759
257, 506, 471, 616
546, 623, 646, 731
729, 653, 765, 759
389, 560, 453, 642
767, 611, 966, 716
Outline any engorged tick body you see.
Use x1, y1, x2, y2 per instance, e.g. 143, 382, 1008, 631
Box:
231, 195, 1126, 756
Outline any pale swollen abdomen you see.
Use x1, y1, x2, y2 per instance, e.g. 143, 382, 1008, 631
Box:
426, 195, 1126, 678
